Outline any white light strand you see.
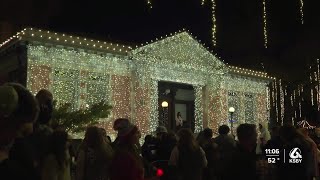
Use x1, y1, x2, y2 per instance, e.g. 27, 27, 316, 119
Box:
280, 80, 284, 125
275, 81, 279, 123
297, 120, 316, 129
262, 0, 268, 48
299, 0, 304, 24
310, 66, 314, 105
266, 86, 270, 122
211, 0, 217, 46
317, 59, 320, 110
146, 0, 152, 9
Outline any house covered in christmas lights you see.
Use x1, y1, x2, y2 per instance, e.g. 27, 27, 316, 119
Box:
0, 28, 275, 138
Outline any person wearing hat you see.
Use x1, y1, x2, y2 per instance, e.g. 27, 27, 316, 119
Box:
110, 118, 145, 180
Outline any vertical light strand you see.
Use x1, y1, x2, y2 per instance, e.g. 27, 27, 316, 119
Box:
310, 66, 314, 105
317, 59, 320, 110
201, 0, 206, 5
299, 0, 304, 24
279, 80, 284, 125
274, 81, 279, 123
266, 86, 270, 123
298, 87, 301, 118
294, 90, 297, 118
211, 0, 217, 47
262, 0, 268, 48
146, 0, 152, 9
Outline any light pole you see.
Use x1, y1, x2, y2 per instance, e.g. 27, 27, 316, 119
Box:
229, 107, 235, 137
161, 101, 169, 126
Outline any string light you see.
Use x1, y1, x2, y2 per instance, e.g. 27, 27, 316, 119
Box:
0, 27, 132, 53
279, 80, 284, 125
146, 0, 152, 9
262, 0, 268, 48
299, 0, 304, 24
310, 66, 314, 105
297, 120, 316, 129
317, 59, 320, 110
211, 0, 217, 46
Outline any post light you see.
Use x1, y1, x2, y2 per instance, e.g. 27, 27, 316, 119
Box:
161, 101, 168, 108
229, 107, 235, 137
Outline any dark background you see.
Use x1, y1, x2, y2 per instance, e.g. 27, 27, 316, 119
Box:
1, 0, 320, 83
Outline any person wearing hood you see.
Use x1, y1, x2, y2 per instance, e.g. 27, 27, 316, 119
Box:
109, 118, 146, 180
256, 122, 271, 155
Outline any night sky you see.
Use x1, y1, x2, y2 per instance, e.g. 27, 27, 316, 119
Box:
1, 0, 320, 83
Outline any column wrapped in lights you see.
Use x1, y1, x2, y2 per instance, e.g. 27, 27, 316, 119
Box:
149, 79, 159, 134
194, 85, 204, 133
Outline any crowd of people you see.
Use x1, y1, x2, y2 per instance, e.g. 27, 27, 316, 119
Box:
1, 83, 320, 180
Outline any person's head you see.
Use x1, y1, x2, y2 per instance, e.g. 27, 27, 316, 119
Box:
84, 126, 105, 148
113, 118, 140, 145
2, 83, 39, 138
107, 136, 112, 143
177, 112, 181, 117
270, 126, 280, 138
156, 126, 167, 139
99, 127, 109, 143
259, 122, 269, 133
144, 135, 153, 144
203, 128, 213, 140
279, 125, 299, 143
218, 125, 230, 135
236, 124, 257, 151
36, 89, 53, 125
49, 130, 69, 168
177, 128, 198, 151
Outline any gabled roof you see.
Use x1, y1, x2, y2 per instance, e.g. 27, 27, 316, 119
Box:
132, 31, 226, 74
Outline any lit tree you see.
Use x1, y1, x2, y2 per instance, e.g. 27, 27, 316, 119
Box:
52, 101, 112, 133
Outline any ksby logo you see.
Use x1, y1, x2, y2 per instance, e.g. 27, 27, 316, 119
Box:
288, 147, 302, 163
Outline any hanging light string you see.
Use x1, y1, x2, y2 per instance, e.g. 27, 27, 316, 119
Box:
317, 59, 320, 110
146, 0, 152, 9
279, 80, 284, 125
211, 0, 217, 47
274, 81, 279, 123
299, 0, 304, 24
262, 0, 268, 48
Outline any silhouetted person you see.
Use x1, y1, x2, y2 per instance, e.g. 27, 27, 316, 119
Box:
7, 83, 40, 180
0, 84, 39, 180
222, 124, 258, 180
169, 128, 207, 180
